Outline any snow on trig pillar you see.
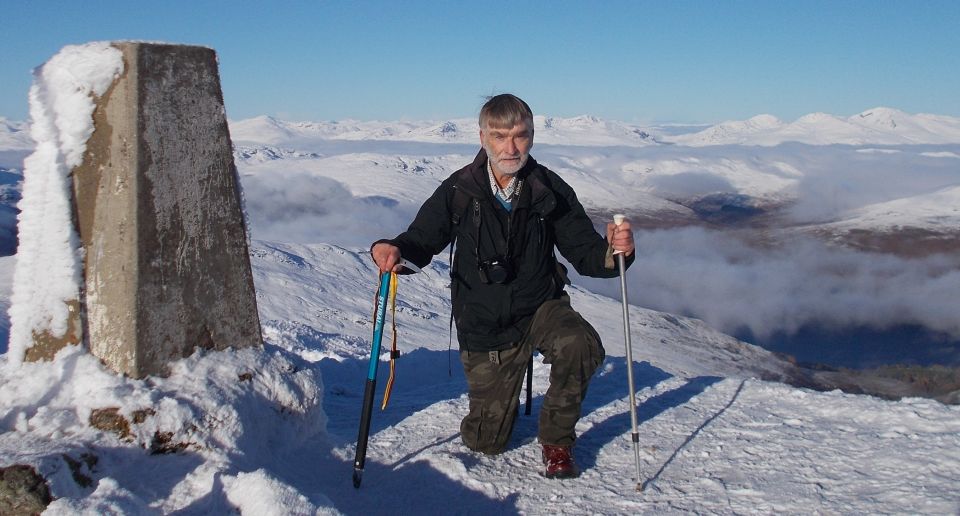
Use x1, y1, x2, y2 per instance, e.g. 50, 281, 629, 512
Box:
9, 42, 262, 378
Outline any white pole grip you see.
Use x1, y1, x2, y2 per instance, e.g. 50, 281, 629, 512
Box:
613, 214, 626, 254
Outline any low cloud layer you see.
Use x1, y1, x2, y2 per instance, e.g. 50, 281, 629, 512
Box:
244, 166, 960, 346
646, 172, 735, 198
785, 148, 960, 222
575, 227, 960, 341
241, 172, 415, 248
233, 139, 960, 367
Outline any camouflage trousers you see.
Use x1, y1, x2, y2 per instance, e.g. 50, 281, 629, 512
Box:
459, 295, 605, 454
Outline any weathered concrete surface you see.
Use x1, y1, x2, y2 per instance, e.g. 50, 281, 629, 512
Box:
66, 42, 261, 378
22, 300, 83, 362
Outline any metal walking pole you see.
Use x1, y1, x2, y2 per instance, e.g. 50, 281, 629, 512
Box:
613, 214, 643, 491
353, 270, 393, 488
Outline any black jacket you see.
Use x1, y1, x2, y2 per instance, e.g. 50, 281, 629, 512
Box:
378, 149, 633, 352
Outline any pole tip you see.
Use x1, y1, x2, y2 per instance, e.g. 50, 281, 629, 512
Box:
352, 469, 363, 488
613, 214, 626, 226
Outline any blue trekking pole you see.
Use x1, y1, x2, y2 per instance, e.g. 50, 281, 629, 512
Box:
353, 271, 393, 488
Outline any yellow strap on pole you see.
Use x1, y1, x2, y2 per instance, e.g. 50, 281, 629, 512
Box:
380, 272, 399, 410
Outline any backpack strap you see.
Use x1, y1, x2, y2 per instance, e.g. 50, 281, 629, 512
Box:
447, 183, 475, 376
450, 184, 472, 227
447, 184, 479, 278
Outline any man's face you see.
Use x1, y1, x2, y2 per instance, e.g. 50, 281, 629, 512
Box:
480, 121, 533, 177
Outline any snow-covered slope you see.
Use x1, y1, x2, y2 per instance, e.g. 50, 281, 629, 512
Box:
821, 183, 960, 233
250, 242, 801, 383
2, 242, 957, 514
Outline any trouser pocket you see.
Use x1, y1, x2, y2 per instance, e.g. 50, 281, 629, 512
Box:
459, 347, 529, 454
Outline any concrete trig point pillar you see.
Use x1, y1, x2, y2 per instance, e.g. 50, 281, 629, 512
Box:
28, 42, 262, 377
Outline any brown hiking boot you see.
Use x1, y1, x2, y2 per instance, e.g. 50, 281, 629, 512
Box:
541, 444, 579, 479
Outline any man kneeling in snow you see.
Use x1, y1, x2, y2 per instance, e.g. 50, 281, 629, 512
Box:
371, 93, 635, 478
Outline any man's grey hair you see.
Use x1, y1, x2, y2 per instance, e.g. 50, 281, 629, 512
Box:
479, 94, 534, 131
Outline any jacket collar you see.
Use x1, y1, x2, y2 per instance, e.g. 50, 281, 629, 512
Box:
459, 149, 556, 216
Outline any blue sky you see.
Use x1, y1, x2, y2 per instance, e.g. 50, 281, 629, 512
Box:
2, 0, 959, 124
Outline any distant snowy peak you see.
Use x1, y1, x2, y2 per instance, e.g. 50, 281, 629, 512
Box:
680, 114, 784, 144
230, 116, 466, 144
850, 107, 960, 143
0, 117, 34, 150
234, 145, 322, 163
409, 115, 659, 146
853, 107, 905, 129
229, 115, 660, 147
535, 115, 657, 145
412, 120, 473, 141
793, 112, 843, 125
746, 114, 784, 128
675, 108, 960, 146
0, 117, 22, 132
229, 115, 295, 144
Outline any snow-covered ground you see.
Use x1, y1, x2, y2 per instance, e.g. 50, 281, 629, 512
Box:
1, 43, 958, 514
817, 183, 960, 233
2, 242, 958, 514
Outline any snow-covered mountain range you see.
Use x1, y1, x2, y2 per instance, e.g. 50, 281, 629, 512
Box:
6, 107, 960, 150
674, 107, 960, 146
229, 114, 661, 147
226, 107, 960, 147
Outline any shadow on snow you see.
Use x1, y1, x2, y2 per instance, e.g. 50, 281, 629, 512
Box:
42, 339, 725, 513
294, 343, 720, 513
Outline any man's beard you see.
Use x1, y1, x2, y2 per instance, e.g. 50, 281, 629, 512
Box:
484, 144, 528, 176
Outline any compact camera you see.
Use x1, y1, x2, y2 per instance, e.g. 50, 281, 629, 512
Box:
478, 257, 512, 284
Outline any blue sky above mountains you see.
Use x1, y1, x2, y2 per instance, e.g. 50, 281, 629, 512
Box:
2, 0, 959, 123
